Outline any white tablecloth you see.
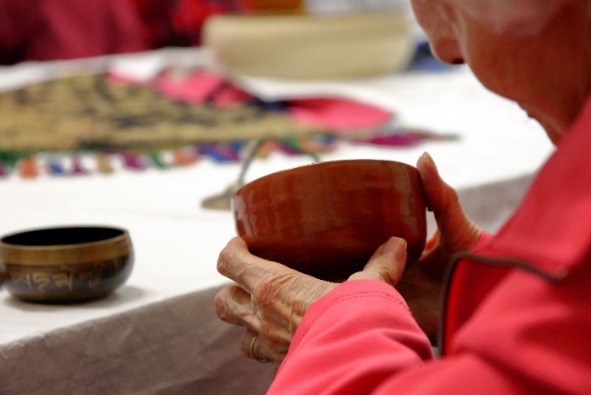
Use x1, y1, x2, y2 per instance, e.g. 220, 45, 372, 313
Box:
0, 48, 554, 394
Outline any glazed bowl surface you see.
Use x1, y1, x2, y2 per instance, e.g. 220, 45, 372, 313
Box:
232, 159, 426, 280
0, 226, 134, 303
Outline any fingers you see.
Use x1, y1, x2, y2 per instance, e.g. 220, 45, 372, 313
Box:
241, 329, 288, 366
416, 152, 452, 216
216, 237, 337, 365
417, 152, 481, 252
217, 237, 290, 295
215, 278, 293, 365
215, 283, 255, 327
215, 280, 302, 344
215, 281, 292, 336
349, 237, 407, 285
216, 237, 257, 294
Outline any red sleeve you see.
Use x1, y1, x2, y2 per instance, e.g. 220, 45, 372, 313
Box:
268, 256, 591, 394
268, 280, 435, 394
474, 230, 493, 247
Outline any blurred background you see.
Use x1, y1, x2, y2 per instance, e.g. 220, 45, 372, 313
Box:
0, 2, 555, 393
0, 0, 418, 66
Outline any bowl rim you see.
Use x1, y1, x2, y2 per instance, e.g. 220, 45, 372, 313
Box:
0, 225, 132, 266
233, 158, 419, 197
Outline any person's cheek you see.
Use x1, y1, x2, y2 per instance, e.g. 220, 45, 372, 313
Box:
410, 0, 432, 33
410, 0, 464, 64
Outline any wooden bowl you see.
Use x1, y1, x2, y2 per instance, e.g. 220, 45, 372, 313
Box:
232, 159, 426, 280
0, 226, 134, 303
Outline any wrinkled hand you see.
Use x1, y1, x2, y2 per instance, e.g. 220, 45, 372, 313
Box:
215, 152, 481, 364
215, 235, 409, 366
396, 152, 481, 342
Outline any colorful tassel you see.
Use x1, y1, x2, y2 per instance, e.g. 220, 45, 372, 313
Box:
0, 163, 8, 177
276, 140, 302, 156
0, 151, 24, 170
70, 155, 89, 175
121, 153, 147, 170
301, 135, 337, 153
172, 148, 200, 166
253, 140, 278, 159
199, 143, 240, 163
18, 156, 38, 178
148, 152, 169, 169
46, 156, 66, 175
96, 153, 114, 174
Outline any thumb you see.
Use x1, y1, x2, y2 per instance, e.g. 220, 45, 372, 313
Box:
417, 152, 480, 251
348, 237, 407, 285
416, 153, 481, 281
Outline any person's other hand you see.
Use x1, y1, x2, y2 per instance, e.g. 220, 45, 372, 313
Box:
215, 235, 409, 365
395, 152, 481, 343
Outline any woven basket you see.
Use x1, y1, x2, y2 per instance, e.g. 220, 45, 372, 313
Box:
203, 11, 414, 80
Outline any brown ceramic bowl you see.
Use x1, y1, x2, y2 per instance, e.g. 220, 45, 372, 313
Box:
0, 226, 134, 303
232, 159, 426, 281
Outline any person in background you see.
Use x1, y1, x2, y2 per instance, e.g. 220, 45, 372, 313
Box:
215, 0, 591, 393
0, 0, 236, 65
0, 0, 145, 64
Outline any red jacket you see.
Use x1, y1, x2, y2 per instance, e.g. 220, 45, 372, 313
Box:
268, 96, 591, 394
0, 0, 236, 65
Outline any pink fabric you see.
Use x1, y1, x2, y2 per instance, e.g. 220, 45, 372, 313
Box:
153, 70, 252, 106
268, 97, 591, 393
286, 98, 392, 131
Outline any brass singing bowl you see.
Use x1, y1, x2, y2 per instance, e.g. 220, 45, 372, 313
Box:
0, 226, 134, 303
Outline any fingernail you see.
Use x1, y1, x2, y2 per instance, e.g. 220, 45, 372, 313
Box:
417, 152, 440, 195
381, 237, 406, 257
418, 152, 437, 172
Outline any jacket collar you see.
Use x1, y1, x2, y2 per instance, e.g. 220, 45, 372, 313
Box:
473, 96, 591, 280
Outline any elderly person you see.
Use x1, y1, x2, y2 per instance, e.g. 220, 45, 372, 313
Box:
215, 0, 591, 393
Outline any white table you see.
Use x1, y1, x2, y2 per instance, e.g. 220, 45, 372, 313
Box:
0, 48, 554, 394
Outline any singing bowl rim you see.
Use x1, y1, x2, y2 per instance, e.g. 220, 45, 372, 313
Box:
0, 225, 132, 266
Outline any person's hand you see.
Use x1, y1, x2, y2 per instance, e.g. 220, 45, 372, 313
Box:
395, 152, 481, 342
215, 235, 410, 366
215, 152, 480, 363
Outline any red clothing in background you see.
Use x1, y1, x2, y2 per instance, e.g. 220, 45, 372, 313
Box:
0, 0, 146, 64
0, 0, 237, 65
124, 0, 234, 49
268, 96, 591, 393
